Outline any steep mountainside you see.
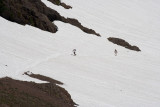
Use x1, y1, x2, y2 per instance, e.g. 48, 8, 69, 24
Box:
0, 0, 160, 107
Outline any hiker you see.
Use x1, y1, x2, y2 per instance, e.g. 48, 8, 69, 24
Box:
73, 49, 76, 56
114, 49, 118, 56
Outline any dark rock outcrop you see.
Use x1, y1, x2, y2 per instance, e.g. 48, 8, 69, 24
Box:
0, 0, 61, 33
60, 2, 72, 9
47, 0, 61, 5
108, 37, 141, 51
24, 71, 63, 85
0, 0, 100, 36
0, 76, 77, 107
48, 0, 72, 9
62, 18, 101, 36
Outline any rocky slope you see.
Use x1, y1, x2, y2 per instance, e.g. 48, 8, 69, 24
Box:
0, 0, 100, 36
0, 73, 77, 107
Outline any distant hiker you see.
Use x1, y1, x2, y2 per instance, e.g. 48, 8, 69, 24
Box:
114, 49, 118, 56
73, 49, 76, 56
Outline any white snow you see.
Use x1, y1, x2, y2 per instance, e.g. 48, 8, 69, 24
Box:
1, 0, 160, 106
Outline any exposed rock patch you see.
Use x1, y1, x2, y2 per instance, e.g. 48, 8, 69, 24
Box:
48, 0, 72, 9
47, 0, 61, 5
62, 18, 101, 36
0, 0, 100, 36
24, 71, 63, 85
108, 37, 141, 51
0, 76, 77, 107
60, 2, 72, 9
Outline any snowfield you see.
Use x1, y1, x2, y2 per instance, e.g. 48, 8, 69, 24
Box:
1, 0, 160, 106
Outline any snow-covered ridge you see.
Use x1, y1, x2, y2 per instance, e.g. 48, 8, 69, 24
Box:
1, 0, 160, 106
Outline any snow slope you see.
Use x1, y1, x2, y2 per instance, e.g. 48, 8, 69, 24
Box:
1, 0, 160, 106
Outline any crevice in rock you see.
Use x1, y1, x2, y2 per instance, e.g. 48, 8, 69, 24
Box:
108, 37, 141, 51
